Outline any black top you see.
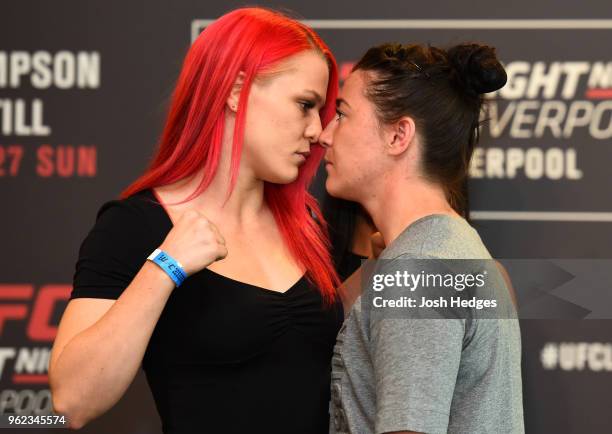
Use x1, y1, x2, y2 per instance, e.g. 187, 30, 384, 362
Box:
70, 189, 344, 434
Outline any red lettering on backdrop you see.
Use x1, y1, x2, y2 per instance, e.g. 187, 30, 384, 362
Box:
36, 145, 97, 177
0, 285, 33, 335
0, 145, 23, 176
0, 284, 71, 341
36, 144, 53, 177
56, 146, 74, 177
77, 146, 97, 176
27, 285, 71, 341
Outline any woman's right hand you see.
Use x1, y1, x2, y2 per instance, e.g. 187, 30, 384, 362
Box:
158, 209, 228, 276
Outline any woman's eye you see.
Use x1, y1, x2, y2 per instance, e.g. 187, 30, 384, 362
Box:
335, 109, 345, 121
299, 100, 315, 112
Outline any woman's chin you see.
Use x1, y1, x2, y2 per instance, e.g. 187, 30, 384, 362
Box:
325, 177, 348, 199
264, 167, 300, 185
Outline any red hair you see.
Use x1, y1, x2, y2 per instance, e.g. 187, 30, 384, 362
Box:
122, 7, 340, 303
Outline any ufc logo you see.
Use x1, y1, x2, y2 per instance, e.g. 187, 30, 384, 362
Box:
0, 285, 71, 341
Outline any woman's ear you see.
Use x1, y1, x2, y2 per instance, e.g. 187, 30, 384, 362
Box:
387, 116, 416, 156
227, 71, 246, 112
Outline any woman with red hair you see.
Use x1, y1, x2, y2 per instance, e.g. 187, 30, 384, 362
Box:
49, 7, 342, 433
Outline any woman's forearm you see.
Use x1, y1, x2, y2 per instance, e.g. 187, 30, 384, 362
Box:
49, 262, 174, 428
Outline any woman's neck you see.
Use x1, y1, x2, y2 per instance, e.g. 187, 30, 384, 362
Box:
364, 177, 459, 247
154, 117, 267, 227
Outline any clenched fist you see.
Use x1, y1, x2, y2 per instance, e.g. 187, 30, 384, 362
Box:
157, 209, 228, 276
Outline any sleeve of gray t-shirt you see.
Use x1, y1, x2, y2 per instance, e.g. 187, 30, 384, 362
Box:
370, 315, 464, 434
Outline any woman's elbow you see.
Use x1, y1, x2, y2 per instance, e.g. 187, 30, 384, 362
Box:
50, 387, 90, 429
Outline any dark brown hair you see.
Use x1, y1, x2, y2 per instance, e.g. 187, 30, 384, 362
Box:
353, 42, 507, 218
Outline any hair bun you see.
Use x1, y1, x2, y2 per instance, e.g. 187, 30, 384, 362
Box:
446, 43, 507, 95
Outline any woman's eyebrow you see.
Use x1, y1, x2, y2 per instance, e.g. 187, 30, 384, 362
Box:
303, 89, 325, 106
336, 98, 351, 109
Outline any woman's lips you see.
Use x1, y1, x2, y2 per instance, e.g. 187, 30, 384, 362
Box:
294, 152, 309, 164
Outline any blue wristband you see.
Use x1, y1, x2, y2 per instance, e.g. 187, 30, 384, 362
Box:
147, 248, 188, 287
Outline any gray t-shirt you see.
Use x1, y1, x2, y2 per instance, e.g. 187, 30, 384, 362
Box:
330, 214, 524, 434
